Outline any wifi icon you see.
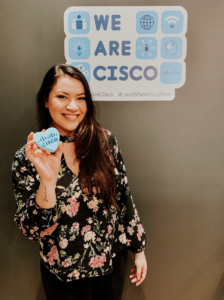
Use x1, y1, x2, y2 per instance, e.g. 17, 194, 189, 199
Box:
165, 16, 180, 29
162, 11, 184, 34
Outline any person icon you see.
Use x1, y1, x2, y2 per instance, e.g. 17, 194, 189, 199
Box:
136, 38, 157, 58
72, 15, 87, 30
165, 40, 178, 56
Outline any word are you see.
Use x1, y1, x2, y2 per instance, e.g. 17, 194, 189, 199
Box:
94, 41, 131, 56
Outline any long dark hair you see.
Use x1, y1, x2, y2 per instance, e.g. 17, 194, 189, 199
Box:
36, 64, 118, 210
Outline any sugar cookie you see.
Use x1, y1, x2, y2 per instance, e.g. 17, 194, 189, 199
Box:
33, 128, 60, 153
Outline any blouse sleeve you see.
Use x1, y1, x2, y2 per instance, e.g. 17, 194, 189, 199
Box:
108, 132, 147, 254
12, 145, 61, 242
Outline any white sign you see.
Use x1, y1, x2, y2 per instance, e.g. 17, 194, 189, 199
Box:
64, 6, 188, 101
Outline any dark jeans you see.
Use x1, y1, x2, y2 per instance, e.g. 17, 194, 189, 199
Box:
40, 247, 128, 300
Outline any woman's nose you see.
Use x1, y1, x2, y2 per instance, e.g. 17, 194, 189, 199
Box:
66, 100, 79, 110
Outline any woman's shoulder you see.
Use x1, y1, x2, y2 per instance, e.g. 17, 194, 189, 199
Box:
12, 144, 35, 178
13, 144, 29, 165
102, 128, 118, 147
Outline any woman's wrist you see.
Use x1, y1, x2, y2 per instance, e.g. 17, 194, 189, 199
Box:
134, 251, 145, 259
40, 178, 57, 187
36, 179, 57, 209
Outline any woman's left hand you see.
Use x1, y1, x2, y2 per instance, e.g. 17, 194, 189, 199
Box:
130, 251, 147, 286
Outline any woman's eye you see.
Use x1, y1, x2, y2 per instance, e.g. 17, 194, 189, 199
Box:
58, 95, 66, 99
78, 97, 86, 101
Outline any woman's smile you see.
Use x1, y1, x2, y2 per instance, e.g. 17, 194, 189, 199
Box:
62, 114, 79, 121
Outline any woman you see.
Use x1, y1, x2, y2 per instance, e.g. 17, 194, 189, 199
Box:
12, 64, 147, 300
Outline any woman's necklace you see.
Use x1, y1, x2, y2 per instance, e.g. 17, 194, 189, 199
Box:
60, 134, 76, 143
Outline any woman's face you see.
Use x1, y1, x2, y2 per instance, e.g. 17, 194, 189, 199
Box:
45, 75, 87, 136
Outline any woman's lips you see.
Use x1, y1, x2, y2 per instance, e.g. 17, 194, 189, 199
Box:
62, 114, 79, 121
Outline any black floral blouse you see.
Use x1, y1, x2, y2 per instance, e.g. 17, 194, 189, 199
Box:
12, 130, 147, 282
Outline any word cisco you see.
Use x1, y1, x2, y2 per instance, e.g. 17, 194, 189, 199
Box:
38, 133, 59, 147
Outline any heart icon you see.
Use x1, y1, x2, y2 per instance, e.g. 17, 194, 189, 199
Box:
33, 128, 60, 152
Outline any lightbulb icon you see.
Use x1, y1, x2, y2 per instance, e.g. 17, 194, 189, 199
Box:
73, 42, 87, 57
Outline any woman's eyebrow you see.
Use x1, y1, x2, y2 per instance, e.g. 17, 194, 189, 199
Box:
55, 91, 86, 96
56, 91, 69, 95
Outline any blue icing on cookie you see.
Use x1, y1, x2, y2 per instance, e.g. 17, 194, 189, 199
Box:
33, 128, 60, 152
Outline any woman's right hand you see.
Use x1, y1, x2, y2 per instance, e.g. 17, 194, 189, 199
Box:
25, 129, 63, 183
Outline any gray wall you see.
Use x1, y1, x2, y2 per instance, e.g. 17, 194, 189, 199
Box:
1, 0, 224, 299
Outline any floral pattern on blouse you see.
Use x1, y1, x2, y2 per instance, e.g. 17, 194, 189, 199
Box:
12, 130, 147, 281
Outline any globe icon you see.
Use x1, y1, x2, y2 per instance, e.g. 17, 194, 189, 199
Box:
140, 15, 154, 30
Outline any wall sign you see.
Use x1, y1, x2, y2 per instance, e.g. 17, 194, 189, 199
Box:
64, 6, 187, 101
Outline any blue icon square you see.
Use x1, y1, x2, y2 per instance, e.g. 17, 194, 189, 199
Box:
136, 37, 157, 59
161, 37, 183, 59
68, 11, 90, 34
70, 62, 91, 83
161, 11, 184, 34
68, 37, 90, 60
160, 62, 182, 84
136, 11, 158, 34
